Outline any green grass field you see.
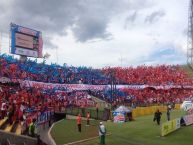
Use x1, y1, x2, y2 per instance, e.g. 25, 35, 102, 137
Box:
51, 110, 193, 145
51, 119, 99, 145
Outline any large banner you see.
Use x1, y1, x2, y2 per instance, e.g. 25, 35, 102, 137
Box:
161, 118, 181, 136
76, 99, 95, 107
36, 111, 53, 125
10, 23, 43, 58
21, 80, 107, 91
119, 85, 185, 90
19, 80, 193, 91
183, 114, 193, 126
116, 85, 147, 90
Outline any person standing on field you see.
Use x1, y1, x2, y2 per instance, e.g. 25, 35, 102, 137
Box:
167, 105, 171, 121
86, 112, 90, 126
154, 109, 162, 125
99, 122, 106, 145
96, 104, 99, 120
76, 114, 82, 132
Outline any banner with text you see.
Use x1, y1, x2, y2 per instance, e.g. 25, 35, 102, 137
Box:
19, 80, 193, 91
161, 118, 181, 136
21, 80, 107, 91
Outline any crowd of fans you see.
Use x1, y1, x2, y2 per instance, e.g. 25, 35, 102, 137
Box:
90, 88, 193, 108
0, 54, 108, 84
1, 54, 193, 107
1, 54, 193, 86
102, 66, 193, 85
0, 83, 95, 136
121, 88, 193, 106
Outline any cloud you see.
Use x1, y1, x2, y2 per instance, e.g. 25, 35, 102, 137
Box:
145, 10, 165, 23
71, 15, 111, 42
124, 11, 138, 29
43, 36, 58, 49
0, 0, 188, 67
140, 42, 186, 65
0, 0, 153, 44
126, 11, 138, 23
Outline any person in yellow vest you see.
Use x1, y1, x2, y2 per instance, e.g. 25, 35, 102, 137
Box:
76, 114, 82, 132
86, 112, 90, 126
29, 118, 36, 137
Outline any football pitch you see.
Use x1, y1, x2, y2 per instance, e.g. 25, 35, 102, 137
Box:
51, 110, 193, 145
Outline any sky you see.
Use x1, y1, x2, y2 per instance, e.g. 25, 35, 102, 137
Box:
0, 0, 190, 68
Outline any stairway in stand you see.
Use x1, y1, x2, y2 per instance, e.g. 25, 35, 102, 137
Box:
0, 118, 21, 135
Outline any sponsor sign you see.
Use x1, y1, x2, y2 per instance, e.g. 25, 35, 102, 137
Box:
113, 112, 125, 123
181, 101, 193, 112
161, 118, 181, 136
15, 47, 38, 57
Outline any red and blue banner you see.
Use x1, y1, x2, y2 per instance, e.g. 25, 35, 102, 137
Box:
113, 112, 125, 123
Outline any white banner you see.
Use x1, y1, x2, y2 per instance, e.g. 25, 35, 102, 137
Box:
15, 47, 38, 57
0, 77, 11, 83
21, 80, 107, 91
19, 80, 193, 91
183, 114, 193, 125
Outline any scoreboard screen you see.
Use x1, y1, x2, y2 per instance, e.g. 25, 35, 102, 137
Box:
10, 23, 43, 58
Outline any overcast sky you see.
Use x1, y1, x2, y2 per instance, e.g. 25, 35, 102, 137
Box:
0, 0, 190, 68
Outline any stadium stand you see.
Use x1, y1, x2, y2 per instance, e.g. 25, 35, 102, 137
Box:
1, 53, 193, 141
0, 81, 95, 137
102, 66, 193, 85
1, 54, 193, 86
0, 54, 109, 85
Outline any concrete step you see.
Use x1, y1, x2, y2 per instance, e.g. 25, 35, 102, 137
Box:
15, 124, 22, 135
0, 117, 8, 127
4, 122, 15, 132
0, 117, 8, 129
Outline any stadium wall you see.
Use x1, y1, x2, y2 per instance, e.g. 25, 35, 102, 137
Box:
132, 104, 181, 118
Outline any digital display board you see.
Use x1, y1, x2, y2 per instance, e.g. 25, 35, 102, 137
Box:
10, 23, 43, 58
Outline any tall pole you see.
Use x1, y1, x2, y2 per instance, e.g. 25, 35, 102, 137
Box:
110, 69, 116, 103
110, 70, 113, 102
187, 0, 193, 68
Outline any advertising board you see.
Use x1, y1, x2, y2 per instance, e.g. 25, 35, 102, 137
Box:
161, 118, 181, 136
